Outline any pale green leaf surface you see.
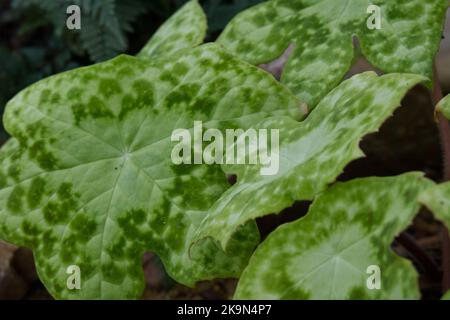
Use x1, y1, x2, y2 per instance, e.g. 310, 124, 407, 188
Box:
138, 0, 207, 59
194, 72, 426, 250
436, 94, 450, 120
217, 0, 447, 107
234, 173, 433, 299
0, 44, 304, 299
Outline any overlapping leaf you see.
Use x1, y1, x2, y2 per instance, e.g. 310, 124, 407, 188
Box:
0, 43, 305, 299
217, 0, 448, 107
138, 0, 207, 59
436, 94, 450, 120
234, 173, 433, 299
194, 72, 426, 250
419, 182, 450, 230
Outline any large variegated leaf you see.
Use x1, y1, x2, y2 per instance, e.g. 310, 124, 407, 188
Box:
0, 44, 304, 299
138, 0, 207, 59
234, 173, 433, 299
194, 72, 426, 250
217, 0, 447, 107
436, 94, 450, 120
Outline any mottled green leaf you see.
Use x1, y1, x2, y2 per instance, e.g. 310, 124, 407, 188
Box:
419, 182, 450, 235
234, 173, 433, 299
217, 0, 447, 107
138, 0, 207, 59
0, 43, 304, 299
194, 72, 426, 250
436, 94, 450, 120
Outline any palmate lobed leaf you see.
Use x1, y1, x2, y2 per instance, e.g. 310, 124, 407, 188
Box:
194, 72, 427, 250
138, 0, 207, 59
0, 43, 305, 299
217, 0, 448, 107
234, 173, 434, 299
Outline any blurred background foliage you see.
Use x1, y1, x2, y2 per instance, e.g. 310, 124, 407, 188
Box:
0, 0, 264, 142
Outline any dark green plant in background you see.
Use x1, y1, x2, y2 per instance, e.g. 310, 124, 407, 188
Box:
0, 0, 264, 142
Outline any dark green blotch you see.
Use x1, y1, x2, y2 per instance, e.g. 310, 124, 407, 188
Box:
60, 235, 77, 263
43, 183, 78, 225
66, 87, 83, 101
150, 198, 171, 234
99, 78, 122, 98
164, 83, 200, 111
129, 209, 146, 224
70, 213, 97, 242
0, 172, 6, 189
29, 140, 58, 170
125, 244, 141, 259
119, 95, 135, 120
348, 286, 369, 299
81, 72, 96, 83
169, 163, 227, 210
117, 66, 135, 78
26, 122, 46, 139
27, 177, 46, 209
117, 209, 146, 237
51, 92, 61, 104
40, 230, 57, 257
43, 201, 69, 224
57, 182, 73, 199
164, 218, 187, 252
21, 220, 40, 236
7, 185, 25, 213
7, 164, 21, 181
102, 262, 125, 285
118, 80, 155, 119
160, 71, 178, 85
192, 96, 215, 115
133, 79, 154, 105
171, 62, 189, 77
15, 132, 29, 147
72, 96, 114, 124
39, 89, 52, 104
108, 236, 126, 257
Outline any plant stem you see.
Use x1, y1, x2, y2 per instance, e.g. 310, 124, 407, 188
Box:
442, 228, 450, 292
396, 232, 441, 281
437, 113, 450, 181
432, 66, 450, 292
433, 72, 450, 180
